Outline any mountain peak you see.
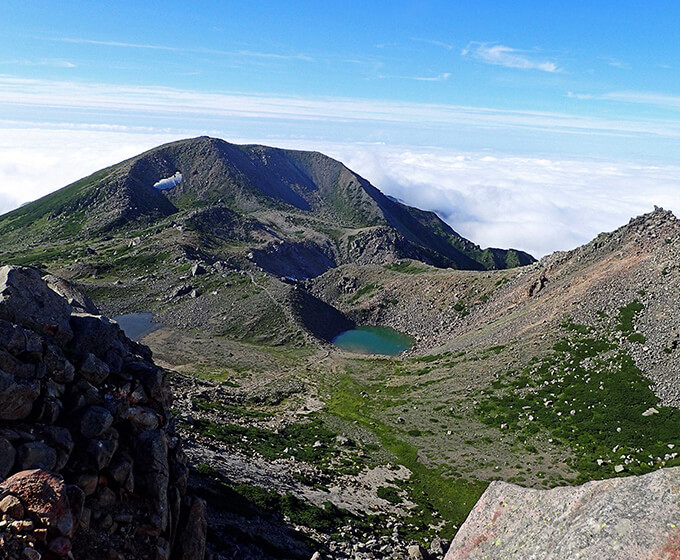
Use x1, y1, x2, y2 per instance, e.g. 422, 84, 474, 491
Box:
0, 137, 535, 274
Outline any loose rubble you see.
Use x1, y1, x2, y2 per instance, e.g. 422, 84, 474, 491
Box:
0, 265, 206, 559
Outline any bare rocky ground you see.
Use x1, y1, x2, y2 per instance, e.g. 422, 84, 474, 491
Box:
3, 208, 680, 559
0, 266, 207, 560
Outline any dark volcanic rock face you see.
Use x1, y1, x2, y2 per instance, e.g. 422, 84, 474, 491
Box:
0, 265, 206, 560
445, 466, 680, 560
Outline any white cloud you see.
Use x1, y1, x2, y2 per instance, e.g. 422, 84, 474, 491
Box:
1, 76, 679, 141
52, 37, 313, 61
0, 58, 76, 68
2, 125, 679, 259
412, 38, 455, 50
412, 73, 451, 82
462, 42, 561, 73
233, 50, 313, 62
380, 72, 451, 82
153, 171, 183, 190
327, 145, 680, 257
569, 90, 680, 111
567, 91, 593, 100
601, 91, 680, 111
601, 57, 630, 70
56, 37, 180, 51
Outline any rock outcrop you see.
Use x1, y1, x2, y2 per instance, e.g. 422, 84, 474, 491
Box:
445, 466, 680, 560
0, 265, 206, 560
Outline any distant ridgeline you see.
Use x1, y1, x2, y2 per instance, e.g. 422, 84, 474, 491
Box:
0, 136, 534, 277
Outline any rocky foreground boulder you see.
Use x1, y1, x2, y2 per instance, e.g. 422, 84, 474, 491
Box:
0, 266, 206, 560
445, 466, 680, 560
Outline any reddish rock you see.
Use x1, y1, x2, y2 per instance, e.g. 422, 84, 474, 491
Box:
0, 469, 74, 537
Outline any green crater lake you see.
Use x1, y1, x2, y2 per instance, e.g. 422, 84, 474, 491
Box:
332, 326, 413, 355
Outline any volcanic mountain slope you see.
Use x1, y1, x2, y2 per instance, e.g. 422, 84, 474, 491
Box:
156, 207, 680, 558
311, 205, 680, 406
0, 136, 533, 277
2, 137, 679, 558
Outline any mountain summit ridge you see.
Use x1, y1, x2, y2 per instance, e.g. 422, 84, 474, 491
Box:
0, 136, 534, 274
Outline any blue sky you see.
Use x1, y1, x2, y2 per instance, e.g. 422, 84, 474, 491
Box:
1, 1, 680, 255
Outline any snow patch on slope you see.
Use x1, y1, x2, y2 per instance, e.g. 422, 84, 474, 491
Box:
153, 171, 182, 190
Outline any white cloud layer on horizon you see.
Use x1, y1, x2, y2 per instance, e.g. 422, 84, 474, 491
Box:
0, 126, 179, 213
320, 145, 680, 257
2, 76, 679, 141
462, 42, 560, 73
1, 126, 680, 259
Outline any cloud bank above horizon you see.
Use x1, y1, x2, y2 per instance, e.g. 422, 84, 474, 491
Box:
1, 125, 679, 259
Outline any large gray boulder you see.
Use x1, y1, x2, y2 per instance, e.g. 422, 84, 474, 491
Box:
445, 467, 680, 560
0, 265, 73, 344
43, 273, 99, 315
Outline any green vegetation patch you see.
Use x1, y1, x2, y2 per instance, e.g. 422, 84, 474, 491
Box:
384, 261, 427, 274
190, 415, 337, 463
453, 301, 469, 316
113, 250, 170, 272
348, 283, 380, 303
327, 373, 486, 540
615, 300, 644, 335
410, 351, 453, 364
1, 244, 74, 267
377, 486, 403, 504
477, 320, 680, 483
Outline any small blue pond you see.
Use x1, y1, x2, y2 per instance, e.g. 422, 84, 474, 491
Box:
113, 312, 163, 341
332, 326, 413, 356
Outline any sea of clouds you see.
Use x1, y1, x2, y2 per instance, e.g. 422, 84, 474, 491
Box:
329, 145, 680, 257
2, 126, 679, 259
